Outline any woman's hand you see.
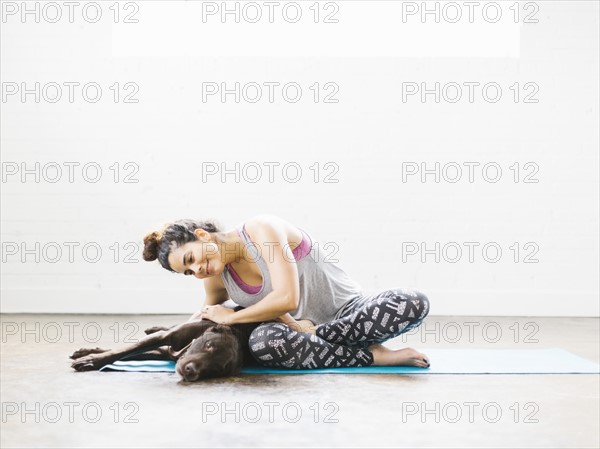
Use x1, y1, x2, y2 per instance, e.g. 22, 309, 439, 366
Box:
295, 319, 317, 335
276, 313, 316, 335
200, 305, 236, 324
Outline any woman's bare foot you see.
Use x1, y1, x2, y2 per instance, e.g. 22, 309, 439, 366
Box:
368, 344, 430, 368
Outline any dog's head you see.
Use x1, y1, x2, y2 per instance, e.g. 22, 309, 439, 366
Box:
175, 324, 243, 382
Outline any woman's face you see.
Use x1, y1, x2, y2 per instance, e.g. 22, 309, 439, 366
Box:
167, 230, 221, 278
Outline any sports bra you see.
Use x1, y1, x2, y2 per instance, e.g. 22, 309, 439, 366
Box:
225, 224, 312, 294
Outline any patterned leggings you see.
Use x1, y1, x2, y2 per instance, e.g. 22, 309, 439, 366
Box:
248, 288, 430, 369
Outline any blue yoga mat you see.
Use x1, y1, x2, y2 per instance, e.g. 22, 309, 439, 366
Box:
99, 348, 600, 374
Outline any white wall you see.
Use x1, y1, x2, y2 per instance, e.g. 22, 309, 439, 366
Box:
1, 1, 598, 316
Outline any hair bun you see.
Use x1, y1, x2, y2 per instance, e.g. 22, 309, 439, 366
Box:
142, 231, 161, 261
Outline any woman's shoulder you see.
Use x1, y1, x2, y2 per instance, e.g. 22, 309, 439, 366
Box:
242, 214, 304, 248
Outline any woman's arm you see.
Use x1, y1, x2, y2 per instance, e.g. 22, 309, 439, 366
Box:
203, 275, 230, 306
201, 216, 300, 324
187, 275, 229, 322
220, 290, 297, 324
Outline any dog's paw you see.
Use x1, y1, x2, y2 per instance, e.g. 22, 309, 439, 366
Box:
69, 347, 109, 360
71, 354, 109, 371
71, 353, 114, 371
144, 326, 171, 335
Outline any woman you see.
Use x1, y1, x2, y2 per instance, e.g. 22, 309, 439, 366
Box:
143, 214, 430, 369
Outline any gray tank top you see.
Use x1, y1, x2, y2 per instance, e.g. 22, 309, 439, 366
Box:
220, 222, 363, 325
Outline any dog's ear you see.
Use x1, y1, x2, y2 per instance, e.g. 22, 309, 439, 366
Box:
205, 325, 230, 335
168, 338, 195, 359
221, 346, 243, 376
221, 359, 241, 376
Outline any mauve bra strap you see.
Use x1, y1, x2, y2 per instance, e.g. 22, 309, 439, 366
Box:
226, 223, 312, 293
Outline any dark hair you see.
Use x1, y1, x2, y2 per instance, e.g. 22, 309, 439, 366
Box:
142, 219, 222, 272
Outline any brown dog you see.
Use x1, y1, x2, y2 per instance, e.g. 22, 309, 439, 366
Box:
175, 323, 258, 381
70, 319, 260, 382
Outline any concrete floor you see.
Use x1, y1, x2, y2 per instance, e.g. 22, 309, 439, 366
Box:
1, 315, 598, 448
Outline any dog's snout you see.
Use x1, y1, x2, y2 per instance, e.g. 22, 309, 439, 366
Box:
184, 362, 196, 375
176, 360, 201, 381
